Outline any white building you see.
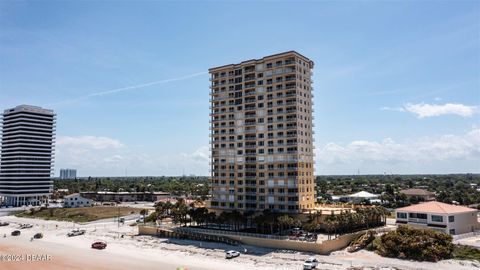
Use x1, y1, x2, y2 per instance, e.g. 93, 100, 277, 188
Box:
395, 201, 480, 235
339, 191, 379, 204
59, 169, 77, 179
64, 193, 93, 208
0, 105, 56, 206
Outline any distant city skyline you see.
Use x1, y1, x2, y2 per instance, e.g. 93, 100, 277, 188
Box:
0, 1, 479, 176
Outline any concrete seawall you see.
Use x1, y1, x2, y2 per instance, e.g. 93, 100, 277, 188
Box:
138, 225, 363, 254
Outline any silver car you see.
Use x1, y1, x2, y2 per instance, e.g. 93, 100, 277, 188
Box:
225, 250, 240, 259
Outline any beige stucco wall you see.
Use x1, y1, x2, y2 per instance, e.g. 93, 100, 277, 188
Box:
449, 212, 479, 234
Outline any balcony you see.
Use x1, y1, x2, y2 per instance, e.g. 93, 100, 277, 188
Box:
244, 66, 255, 73
408, 218, 427, 224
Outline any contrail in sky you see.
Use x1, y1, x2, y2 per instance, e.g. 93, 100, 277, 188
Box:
50, 71, 207, 105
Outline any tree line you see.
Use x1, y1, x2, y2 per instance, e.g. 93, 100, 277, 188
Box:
145, 199, 388, 238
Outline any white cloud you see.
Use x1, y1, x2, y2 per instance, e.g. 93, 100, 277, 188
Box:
55, 135, 209, 176
380, 106, 405, 112
404, 103, 478, 118
315, 128, 480, 169
382, 102, 478, 118
57, 135, 124, 149
55, 128, 480, 176
181, 145, 209, 163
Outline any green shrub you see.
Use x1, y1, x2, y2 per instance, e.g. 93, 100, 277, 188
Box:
144, 212, 157, 223
376, 226, 454, 262
366, 236, 381, 251
453, 245, 480, 261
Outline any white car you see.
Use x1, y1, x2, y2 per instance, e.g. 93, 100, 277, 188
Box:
225, 250, 240, 259
67, 229, 86, 237
303, 257, 319, 269
19, 224, 33, 229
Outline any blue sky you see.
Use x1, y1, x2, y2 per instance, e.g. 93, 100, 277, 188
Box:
0, 1, 479, 176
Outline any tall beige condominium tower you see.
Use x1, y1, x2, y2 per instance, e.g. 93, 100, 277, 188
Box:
209, 51, 315, 213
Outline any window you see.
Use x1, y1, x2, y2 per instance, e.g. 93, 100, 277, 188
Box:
397, 212, 407, 219
431, 215, 443, 222
409, 213, 427, 219
449, 216, 455, 222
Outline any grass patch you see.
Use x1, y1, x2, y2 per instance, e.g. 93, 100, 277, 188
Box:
453, 245, 480, 261
16, 206, 141, 223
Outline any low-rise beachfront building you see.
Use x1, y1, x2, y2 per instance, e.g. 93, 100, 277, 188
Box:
395, 201, 480, 235
338, 191, 379, 204
80, 191, 170, 202
63, 193, 93, 208
399, 188, 435, 202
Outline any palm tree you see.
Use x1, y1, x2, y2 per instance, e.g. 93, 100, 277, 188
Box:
205, 212, 217, 229
140, 209, 148, 224
253, 213, 266, 234
324, 214, 338, 240
302, 221, 318, 233
277, 215, 293, 234
292, 215, 302, 229
230, 210, 243, 231
264, 210, 277, 234
196, 207, 209, 226
218, 211, 231, 230
377, 206, 389, 225
243, 210, 255, 228
155, 202, 167, 224
171, 203, 189, 226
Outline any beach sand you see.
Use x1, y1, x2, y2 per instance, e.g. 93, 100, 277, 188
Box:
0, 215, 478, 270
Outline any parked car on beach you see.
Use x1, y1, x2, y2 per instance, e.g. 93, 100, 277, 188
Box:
303, 257, 319, 269
91, 241, 107, 249
67, 229, 86, 237
34, 233, 43, 239
19, 224, 33, 229
11, 230, 21, 236
225, 250, 240, 259
0, 221, 9, 226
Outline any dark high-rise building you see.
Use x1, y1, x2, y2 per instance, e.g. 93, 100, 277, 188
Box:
0, 105, 56, 206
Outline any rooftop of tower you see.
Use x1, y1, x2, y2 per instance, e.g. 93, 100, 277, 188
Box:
208, 50, 314, 72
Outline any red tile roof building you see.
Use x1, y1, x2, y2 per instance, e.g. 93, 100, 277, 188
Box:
395, 201, 479, 235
